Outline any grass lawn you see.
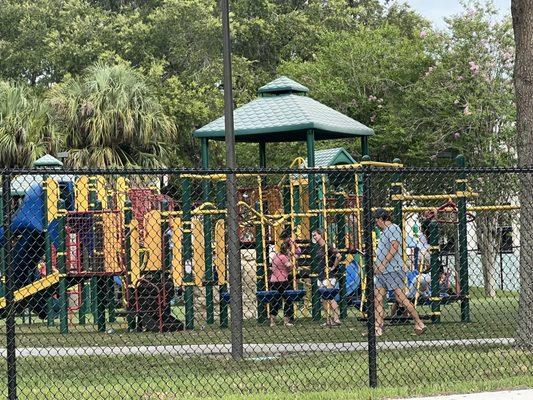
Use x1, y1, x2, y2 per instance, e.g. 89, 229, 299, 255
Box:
0, 291, 529, 399
5, 346, 531, 399
0, 295, 519, 348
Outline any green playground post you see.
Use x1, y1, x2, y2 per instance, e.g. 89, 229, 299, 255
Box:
105, 191, 117, 324
391, 158, 403, 226
456, 154, 470, 322
161, 199, 173, 330
94, 200, 106, 333
429, 219, 441, 323
255, 202, 267, 324
293, 184, 305, 306
306, 130, 321, 321
216, 180, 228, 328
42, 176, 54, 326
336, 193, 348, 319
258, 139, 269, 324
57, 199, 69, 334
181, 177, 194, 330
88, 177, 98, 325
107, 276, 116, 323
201, 138, 215, 325
294, 185, 301, 227
282, 185, 291, 224
123, 199, 136, 331
259, 141, 267, 187
361, 136, 370, 158
79, 283, 89, 326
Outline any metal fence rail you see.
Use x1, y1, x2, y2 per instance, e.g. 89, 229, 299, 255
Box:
0, 165, 530, 399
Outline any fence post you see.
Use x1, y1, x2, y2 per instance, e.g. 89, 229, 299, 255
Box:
456, 155, 470, 323
3, 172, 17, 400
0, 193, 4, 299
361, 157, 377, 388
227, 171, 243, 359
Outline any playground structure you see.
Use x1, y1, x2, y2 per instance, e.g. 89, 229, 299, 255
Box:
0, 77, 521, 334
0, 151, 520, 334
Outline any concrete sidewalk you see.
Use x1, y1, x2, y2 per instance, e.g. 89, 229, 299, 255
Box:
395, 389, 533, 400
0, 337, 514, 358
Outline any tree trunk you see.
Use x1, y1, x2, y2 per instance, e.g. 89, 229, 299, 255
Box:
476, 213, 499, 298
512, 0, 533, 348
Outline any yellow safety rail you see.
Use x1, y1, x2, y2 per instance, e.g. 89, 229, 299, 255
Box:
214, 219, 226, 285
45, 177, 59, 223
170, 216, 183, 287
75, 176, 90, 212
192, 219, 206, 286
145, 210, 163, 271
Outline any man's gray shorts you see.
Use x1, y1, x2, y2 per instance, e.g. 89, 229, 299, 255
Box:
374, 271, 405, 290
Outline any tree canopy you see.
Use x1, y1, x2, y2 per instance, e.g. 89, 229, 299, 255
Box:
0, 0, 515, 168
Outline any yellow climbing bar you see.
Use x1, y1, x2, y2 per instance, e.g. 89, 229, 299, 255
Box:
360, 160, 403, 168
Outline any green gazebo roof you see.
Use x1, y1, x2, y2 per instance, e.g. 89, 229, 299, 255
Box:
33, 154, 63, 168
194, 76, 373, 143
258, 76, 309, 95
305, 147, 356, 167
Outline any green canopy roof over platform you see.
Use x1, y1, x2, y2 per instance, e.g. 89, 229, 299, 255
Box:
305, 147, 356, 167
33, 154, 63, 168
194, 76, 373, 143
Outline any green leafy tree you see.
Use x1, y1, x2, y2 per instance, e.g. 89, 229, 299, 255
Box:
280, 24, 431, 163
398, 4, 515, 166
48, 63, 175, 168
398, 4, 515, 297
0, 0, 119, 85
0, 82, 49, 167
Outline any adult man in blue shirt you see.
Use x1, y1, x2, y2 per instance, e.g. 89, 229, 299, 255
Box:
372, 209, 426, 337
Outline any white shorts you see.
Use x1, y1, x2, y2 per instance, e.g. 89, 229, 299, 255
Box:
317, 278, 337, 288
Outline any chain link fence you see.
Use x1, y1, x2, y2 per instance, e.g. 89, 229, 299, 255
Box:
0, 165, 530, 399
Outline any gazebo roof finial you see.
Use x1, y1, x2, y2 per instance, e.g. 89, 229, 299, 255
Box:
258, 76, 309, 96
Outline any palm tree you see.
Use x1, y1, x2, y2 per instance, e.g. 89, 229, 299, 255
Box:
0, 81, 48, 168
49, 62, 175, 168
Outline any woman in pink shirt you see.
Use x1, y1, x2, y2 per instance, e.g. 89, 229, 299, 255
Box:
269, 242, 295, 327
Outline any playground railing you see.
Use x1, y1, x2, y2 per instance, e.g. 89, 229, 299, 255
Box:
0, 163, 530, 399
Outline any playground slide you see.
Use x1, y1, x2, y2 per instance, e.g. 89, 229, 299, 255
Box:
0, 183, 61, 318
0, 230, 59, 319
0, 272, 60, 311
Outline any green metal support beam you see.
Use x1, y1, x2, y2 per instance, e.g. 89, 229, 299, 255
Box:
181, 177, 194, 330
429, 220, 441, 323
456, 155, 470, 323
307, 130, 321, 321
201, 138, 215, 325
57, 199, 68, 334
